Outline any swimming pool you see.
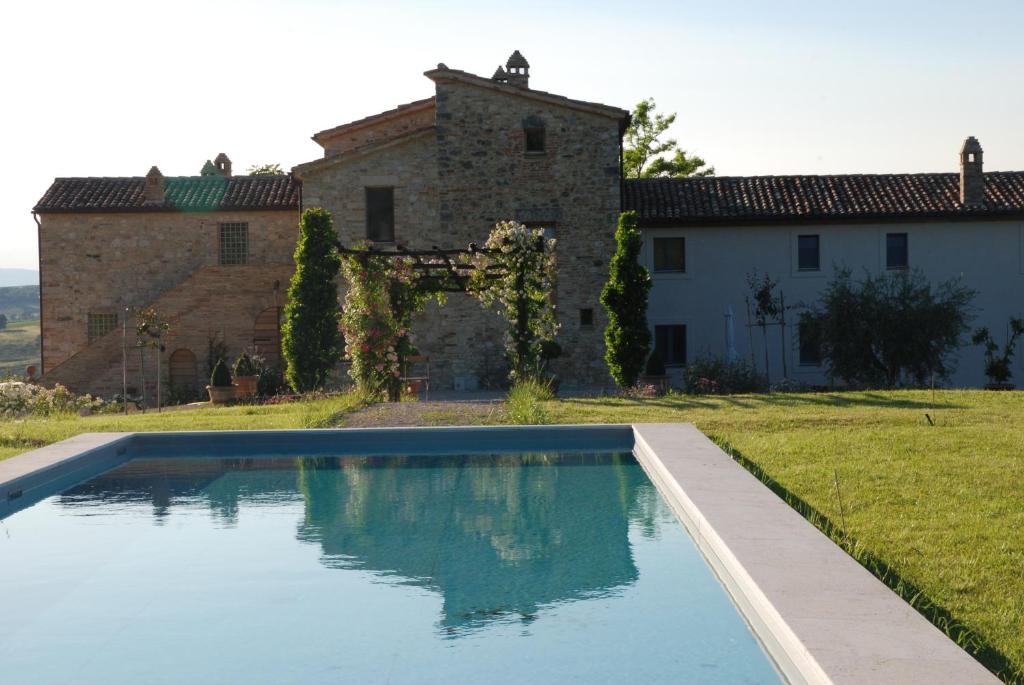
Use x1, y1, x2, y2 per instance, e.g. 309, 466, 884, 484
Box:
0, 450, 781, 684
0, 425, 998, 684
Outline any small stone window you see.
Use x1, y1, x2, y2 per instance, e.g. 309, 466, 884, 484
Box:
87, 312, 118, 342
654, 324, 687, 366
797, 234, 820, 271
653, 237, 685, 272
886, 233, 908, 270
366, 187, 395, 243
219, 222, 249, 265
580, 308, 594, 327
523, 115, 546, 154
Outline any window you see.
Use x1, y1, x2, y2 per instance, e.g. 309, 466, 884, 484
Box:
523, 115, 545, 154
525, 127, 546, 153
580, 308, 594, 327
219, 222, 248, 265
87, 312, 118, 342
886, 233, 908, 270
798, 323, 822, 366
653, 237, 685, 272
654, 324, 687, 366
366, 187, 395, 242
797, 234, 820, 271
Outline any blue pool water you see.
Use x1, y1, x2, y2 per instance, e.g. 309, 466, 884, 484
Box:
0, 452, 782, 684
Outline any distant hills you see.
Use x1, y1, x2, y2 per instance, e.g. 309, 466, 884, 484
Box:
0, 268, 39, 287
0, 285, 39, 321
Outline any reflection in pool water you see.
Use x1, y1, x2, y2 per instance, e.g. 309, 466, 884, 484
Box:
1, 451, 782, 684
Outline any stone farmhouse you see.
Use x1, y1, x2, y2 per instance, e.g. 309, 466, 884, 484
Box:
33, 51, 1024, 397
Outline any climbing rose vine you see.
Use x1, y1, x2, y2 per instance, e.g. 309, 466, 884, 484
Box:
470, 221, 558, 382
338, 221, 558, 399
339, 247, 440, 400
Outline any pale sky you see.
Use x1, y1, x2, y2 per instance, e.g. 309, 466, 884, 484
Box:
2, 0, 1023, 270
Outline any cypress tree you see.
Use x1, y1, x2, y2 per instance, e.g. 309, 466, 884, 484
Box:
282, 207, 343, 392
600, 211, 652, 388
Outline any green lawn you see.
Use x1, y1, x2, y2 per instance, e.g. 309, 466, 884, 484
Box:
540, 390, 1024, 682
0, 394, 365, 460
1, 388, 1021, 681
0, 318, 40, 376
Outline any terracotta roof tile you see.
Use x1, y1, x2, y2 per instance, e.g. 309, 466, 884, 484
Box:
624, 173, 1024, 225
34, 174, 300, 213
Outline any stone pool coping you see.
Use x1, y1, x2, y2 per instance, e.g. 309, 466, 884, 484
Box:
0, 424, 997, 684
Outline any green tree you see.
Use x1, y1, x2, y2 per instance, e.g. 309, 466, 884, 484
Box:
247, 163, 284, 176
801, 267, 975, 387
601, 211, 652, 387
282, 208, 343, 392
0, 313, 7, 330
623, 98, 714, 178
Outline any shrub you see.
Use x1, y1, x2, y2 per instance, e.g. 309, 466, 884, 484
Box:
506, 378, 553, 424
682, 356, 767, 395
210, 359, 232, 388
801, 267, 975, 387
601, 211, 652, 388
0, 382, 108, 418
257, 364, 289, 397
644, 348, 666, 376
282, 207, 344, 392
232, 352, 257, 377
972, 317, 1024, 384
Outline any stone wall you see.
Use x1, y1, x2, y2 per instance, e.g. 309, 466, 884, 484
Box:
432, 78, 623, 388
317, 102, 436, 157
43, 264, 294, 399
299, 75, 624, 390
38, 210, 297, 373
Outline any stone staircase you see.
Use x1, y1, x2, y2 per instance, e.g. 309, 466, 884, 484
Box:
42, 264, 294, 400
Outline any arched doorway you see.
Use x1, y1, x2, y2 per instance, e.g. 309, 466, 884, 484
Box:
168, 349, 198, 394
254, 307, 283, 366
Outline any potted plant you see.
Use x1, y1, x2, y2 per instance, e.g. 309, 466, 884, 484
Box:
972, 317, 1024, 390
639, 348, 669, 394
232, 352, 259, 398
207, 359, 235, 404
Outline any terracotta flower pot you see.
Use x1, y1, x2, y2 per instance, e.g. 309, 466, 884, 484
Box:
234, 375, 258, 399
207, 385, 235, 404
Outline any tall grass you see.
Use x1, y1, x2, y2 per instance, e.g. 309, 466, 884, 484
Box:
506, 378, 553, 425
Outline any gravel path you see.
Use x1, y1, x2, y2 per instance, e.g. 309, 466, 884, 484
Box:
341, 399, 507, 427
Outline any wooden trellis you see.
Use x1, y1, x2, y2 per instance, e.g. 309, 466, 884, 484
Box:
336, 241, 537, 293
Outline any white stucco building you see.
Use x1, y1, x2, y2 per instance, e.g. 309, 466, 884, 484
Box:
624, 138, 1024, 387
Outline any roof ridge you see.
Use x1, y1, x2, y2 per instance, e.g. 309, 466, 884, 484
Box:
312, 96, 436, 142
423, 66, 628, 119
628, 170, 1024, 182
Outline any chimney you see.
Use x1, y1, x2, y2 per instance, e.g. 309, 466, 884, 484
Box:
144, 166, 165, 205
200, 159, 219, 176
213, 152, 232, 177
959, 136, 984, 208
491, 65, 508, 84
504, 50, 529, 89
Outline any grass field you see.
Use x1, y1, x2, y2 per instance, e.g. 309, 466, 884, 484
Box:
0, 318, 40, 376
1, 388, 1021, 681
0, 393, 365, 461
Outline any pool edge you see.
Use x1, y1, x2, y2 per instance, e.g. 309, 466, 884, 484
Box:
631, 422, 997, 685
